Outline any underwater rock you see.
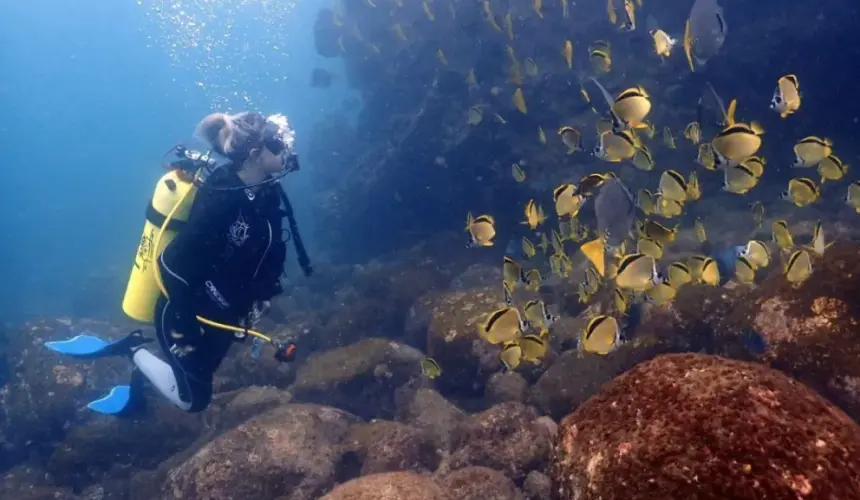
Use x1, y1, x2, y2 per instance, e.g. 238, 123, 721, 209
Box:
522, 471, 551, 500
718, 241, 860, 422
341, 420, 441, 476
45, 396, 201, 488
395, 387, 466, 450
426, 285, 509, 398
449, 402, 551, 482
313, 8, 342, 58
164, 404, 359, 500
449, 263, 503, 291
207, 385, 293, 430
485, 371, 528, 406
551, 353, 860, 500
0, 464, 76, 500
0, 318, 140, 469
436, 466, 523, 500
289, 338, 424, 420
322, 471, 449, 500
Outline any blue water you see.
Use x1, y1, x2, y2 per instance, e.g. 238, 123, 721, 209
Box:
0, 0, 356, 322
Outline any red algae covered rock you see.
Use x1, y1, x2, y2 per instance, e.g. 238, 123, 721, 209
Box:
450, 402, 551, 482
322, 471, 450, 500
719, 241, 860, 421
551, 353, 860, 500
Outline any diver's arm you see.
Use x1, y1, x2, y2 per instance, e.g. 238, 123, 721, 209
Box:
158, 189, 226, 336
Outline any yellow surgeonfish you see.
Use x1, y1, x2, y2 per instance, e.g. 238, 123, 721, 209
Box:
504, 11, 514, 40
580, 238, 606, 277
519, 334, 548, 363
639, 219, 678, 244
659, 170, 688, 202
734, 255, 756, 285
482, 0, 503, 32
647, 281, 677, 306
563, 40, 573, 69
663, 126, 677, 149
521, 199, 545, 229
631, 145, 655, 171
637, 189, 658, 215
524, 268, 542, 291
771, 220, 794, 252
503, 256, 524, 290
606, 0, 617, 24
687, 172, 701, 200
523, 300, 555, 333
613, 288, 629, 315
657, 195, 684, 218
846, 181, 860, 213
590, 48, 612, 73
697, 143, 717, 171
700, 257, 720, 286
615, 253, 657, 291
694, 218, 707, 243
684, 121, 701, 144
770, 74, 800, 119
741, 156, 766, 178
712, 122, 764, 166
651, 29, 676, 57
538, 126, 547, 145
420, 357, 441, 379
578, 172, 615, 195
512, 163, 526, 182
500, 341, 522, 370
792, 136, 832, 168
612, 86, 651, 128
637, 237, 664, 260
469, 214, 496, 247
553, 184, 585, 217
818, 154, 848, 183
781, 178, 820, 207
479, 307, 525, 344
687, 254, 708, 282
436, 49, 448, 66
422, 1, 435, 21
512, 88, 527, 114
582, 315, 621, 355
804, 220, 830, 258
723, 164, 759, 194
522, 237, 536, 258
620, 0, 636, 31
558, 126, 582, 153
743, 240, 771, 269
595, 130, 637, 162
784, 249, 812, 286
667, 262, 693, 288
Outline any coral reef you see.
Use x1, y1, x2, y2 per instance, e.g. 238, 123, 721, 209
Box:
321, 471, 449, 500
551, 353, 860, 499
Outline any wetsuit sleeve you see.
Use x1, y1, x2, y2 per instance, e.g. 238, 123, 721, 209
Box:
158, 188, 228, 337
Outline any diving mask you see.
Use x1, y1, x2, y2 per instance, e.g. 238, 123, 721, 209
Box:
264, 113, 300, 173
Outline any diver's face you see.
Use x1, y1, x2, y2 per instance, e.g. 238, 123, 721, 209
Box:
258, 143, 287, 174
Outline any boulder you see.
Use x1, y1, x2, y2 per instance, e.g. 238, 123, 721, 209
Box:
289, 338, 424, 420
522, 471, 551, 500
450, 402, 551, 482
163, 404, 359, 500
425, 285, 509, 398
485, 371, 528, 406
396, 387, 466, 450
718, 241, 860, 421
341, 420, 441, 476
551, 353, 860, 499
322, 471, 450, 500
436, 466, 523, 500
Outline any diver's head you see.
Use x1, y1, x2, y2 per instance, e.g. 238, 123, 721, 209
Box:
195, 111, 298, 184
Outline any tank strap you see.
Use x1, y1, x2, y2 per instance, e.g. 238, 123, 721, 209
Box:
146, 202, 187, 232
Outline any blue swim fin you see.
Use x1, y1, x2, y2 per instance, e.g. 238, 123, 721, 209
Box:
44, 330, 152, 359
87, 368, 146, 416
87, 385, 132, 415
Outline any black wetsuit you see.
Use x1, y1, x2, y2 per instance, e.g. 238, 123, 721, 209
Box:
156, 170, 287, 411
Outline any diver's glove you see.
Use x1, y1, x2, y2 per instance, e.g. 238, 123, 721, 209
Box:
168, 325, 203, 358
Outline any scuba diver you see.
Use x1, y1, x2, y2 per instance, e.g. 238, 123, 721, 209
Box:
45, 111, 312, 415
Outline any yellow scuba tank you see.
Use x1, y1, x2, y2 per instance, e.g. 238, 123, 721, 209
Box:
122, 169, 197, 323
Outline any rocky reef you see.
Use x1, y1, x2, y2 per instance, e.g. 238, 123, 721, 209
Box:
551, 353, 860, 499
